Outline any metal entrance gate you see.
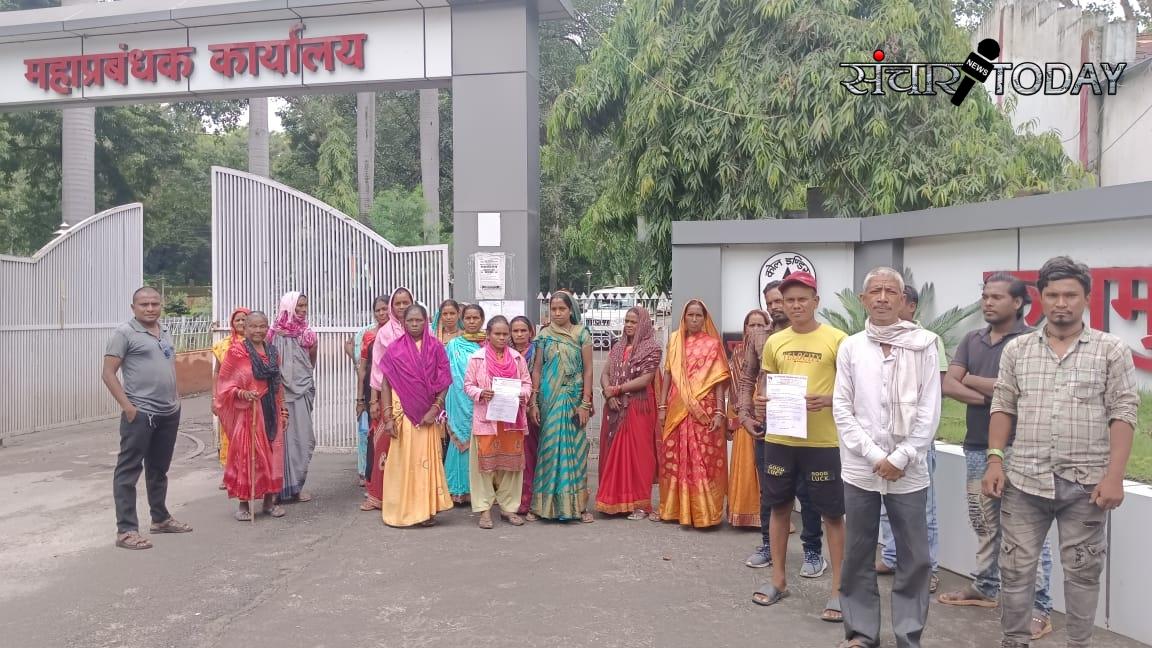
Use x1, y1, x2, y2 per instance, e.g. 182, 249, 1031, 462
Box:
210, 167, 449, 450
0, 204, 143, 440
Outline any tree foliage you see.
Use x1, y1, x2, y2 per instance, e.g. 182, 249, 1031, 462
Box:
370, 185, 426, 247
551, 0, 1093, 290
317, 125, 358, 218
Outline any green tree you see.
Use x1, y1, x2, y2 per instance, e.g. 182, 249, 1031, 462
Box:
551, 0, 1092, 290
369, 185, 425, 246
316, 125, 358, 217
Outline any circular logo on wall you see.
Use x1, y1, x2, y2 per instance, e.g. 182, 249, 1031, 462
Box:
759, 252, 817, 310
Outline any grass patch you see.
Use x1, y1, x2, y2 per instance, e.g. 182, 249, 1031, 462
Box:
937, 394, 1152, 483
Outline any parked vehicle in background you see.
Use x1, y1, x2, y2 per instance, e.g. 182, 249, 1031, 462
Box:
586, 287, 641, 349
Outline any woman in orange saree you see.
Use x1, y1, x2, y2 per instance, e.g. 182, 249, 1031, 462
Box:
655, 299, 730, 528
726, 309, 771, 528
215, 311, 287, 521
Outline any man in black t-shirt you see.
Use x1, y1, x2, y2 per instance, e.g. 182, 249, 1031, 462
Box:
938, 274, 1055, 641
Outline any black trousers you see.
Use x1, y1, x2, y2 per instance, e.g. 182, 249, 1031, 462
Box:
113, 409, 181, 533
755, 438, 824, 554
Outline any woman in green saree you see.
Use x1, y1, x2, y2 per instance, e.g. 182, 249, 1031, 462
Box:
529, 292, 595, 523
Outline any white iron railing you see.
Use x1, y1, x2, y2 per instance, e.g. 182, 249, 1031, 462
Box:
211, 167, 449, 451
0, 204, 144, 441
161, 315, 214, 353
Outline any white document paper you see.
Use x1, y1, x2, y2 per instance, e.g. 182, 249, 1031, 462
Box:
486, 377, 522, 423
764, 374, 808, 439
474, 252, 506, 300
477, 212, 501, 246
477, 300, 526, 323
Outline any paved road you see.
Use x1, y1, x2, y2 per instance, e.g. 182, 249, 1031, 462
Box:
0, 387, 1144, 647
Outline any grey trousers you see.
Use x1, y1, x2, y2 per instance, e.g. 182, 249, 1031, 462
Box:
842, 483, 931, 648
999, 477, 1107, 648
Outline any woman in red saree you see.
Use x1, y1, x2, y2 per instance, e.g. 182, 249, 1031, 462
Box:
215, 311, 288, 521
595, 306, 662, 519
212, 306, 249, 489
655, 299, 731, 528
362, 287, 413, 511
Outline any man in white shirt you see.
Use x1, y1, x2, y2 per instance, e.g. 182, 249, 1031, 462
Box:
833, 268, 941, 648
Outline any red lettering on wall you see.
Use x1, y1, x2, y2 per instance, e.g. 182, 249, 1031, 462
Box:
23, 27, 368, 97
984, 268, 1152, 372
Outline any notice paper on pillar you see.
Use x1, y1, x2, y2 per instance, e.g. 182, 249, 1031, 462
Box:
474, 252, 506, 300
478, 300, 526, 321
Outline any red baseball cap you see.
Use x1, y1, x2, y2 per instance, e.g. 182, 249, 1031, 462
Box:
779, 271, 818, 292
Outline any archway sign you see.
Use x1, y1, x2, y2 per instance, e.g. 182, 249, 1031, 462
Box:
0, 0, 568, 448
0, 0, 568, 315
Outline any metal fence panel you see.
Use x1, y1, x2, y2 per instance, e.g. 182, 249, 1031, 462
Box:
211, 167, 449, 451
0, 204, 144, 440
162, 315, 214, 352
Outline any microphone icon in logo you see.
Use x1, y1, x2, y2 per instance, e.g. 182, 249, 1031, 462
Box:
951, 38, 1001, 106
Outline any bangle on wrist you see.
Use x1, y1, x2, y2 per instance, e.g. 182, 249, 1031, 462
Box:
986, 448, 1006, 462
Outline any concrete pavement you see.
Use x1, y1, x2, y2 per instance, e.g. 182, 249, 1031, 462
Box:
0, 394, 1145, 648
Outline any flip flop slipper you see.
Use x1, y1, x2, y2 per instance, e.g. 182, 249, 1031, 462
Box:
263, 505, 286, 518
479, 515, 494, 529
502, 513, 526, 526
627, 510, 647, 520
234, 510, 253, 522
837, 639, 870, 648
751, 583, 790, 607
580, 512, 595, 523
296, 492, 314, 503
821, 596, 844, 623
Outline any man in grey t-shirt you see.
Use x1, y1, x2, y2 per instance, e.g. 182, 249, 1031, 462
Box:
101, 286, 193, 550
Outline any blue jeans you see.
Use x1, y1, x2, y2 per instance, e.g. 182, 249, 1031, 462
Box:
755, 438, 823, 555
965, 449, 1053, 614
880, 446, 939, 572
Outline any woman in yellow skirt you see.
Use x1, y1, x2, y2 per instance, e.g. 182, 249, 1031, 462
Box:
374, 303, 454, 527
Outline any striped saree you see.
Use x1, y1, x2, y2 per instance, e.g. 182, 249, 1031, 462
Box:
531, 324, 591, 520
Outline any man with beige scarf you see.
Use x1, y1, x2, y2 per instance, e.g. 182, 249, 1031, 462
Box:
833, 267, 941, 648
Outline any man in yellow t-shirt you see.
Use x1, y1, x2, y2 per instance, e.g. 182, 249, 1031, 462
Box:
750, 271, 848, 625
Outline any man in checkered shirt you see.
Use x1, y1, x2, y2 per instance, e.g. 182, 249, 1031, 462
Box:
982, 256, 1139, 648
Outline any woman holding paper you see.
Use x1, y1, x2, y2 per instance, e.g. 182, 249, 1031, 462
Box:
463, 316, 533, 529
595, 306, 662, 519
376, 303, 454, 527
445, 304, 487, 504
655, 299, 731, 528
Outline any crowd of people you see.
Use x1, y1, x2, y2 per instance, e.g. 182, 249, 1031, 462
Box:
100, 255, 1140, 648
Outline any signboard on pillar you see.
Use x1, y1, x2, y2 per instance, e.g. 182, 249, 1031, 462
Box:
758, 252, 817, 311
